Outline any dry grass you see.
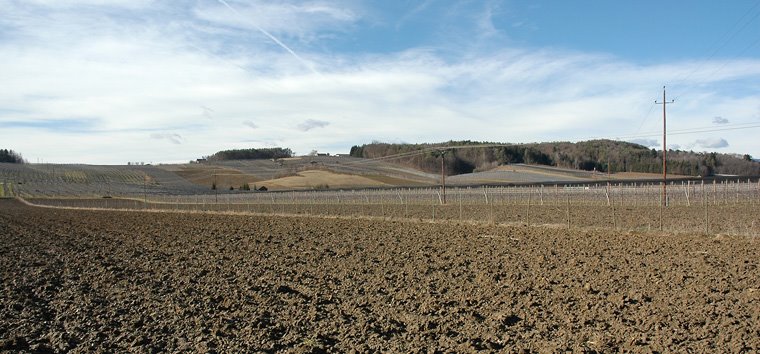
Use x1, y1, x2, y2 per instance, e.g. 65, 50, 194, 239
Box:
608, 172, 690, 180
493, 164, 587, 179
257, 170, 390, 190
169, 166, 261, 189
362, 174, 430, 186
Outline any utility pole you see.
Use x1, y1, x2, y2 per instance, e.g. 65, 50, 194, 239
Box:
655, 86, 674, 207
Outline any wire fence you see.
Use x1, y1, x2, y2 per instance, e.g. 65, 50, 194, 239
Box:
20, 179, 760, 237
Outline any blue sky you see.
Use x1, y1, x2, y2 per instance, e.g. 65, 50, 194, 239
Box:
1, 0, 759, 164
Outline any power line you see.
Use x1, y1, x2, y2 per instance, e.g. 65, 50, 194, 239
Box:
613, 122, 760, 139
669, 1, 760, 94
633, 98, 658, 136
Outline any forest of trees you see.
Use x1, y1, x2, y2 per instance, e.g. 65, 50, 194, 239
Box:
205, 147, 293, 161
0, 149, 24, 163
349, 140, 760, 177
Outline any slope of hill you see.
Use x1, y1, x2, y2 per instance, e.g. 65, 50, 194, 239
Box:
447, 164, 689, 185
350, 140, 760, 177
0, 156, 441, 197
162, 156, 438, 190
3, 139, 757, 197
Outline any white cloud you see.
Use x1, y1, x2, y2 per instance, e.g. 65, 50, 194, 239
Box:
150, 133, 184, 145
202, 106, 215, 120
1, 1, 759, 164
629, 139, 659, 148
194, 0, 359, 41
712, 116, 729, 124
20, 0, 155, 9
693, 138, 729, 149
297, 119, 330, 131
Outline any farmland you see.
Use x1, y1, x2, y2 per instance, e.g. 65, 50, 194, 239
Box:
25, 178, 760, 236
1, 199, 759, 352
2, 159, 760, 351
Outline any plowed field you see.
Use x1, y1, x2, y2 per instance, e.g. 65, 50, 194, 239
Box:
1, 199, 759, 352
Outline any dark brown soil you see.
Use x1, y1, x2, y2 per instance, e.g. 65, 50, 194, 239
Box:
1, 199, 759, 352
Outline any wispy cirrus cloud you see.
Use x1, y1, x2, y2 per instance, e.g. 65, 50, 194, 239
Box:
0, 118, 98, 133
194, 0, 359, 41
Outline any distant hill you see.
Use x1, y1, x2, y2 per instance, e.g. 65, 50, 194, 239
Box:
349, 140, 760, 177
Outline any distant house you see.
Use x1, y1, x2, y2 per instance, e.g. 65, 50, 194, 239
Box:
317, 153, 330, 157
257, 186, 268, 192
196, 158, 207, 163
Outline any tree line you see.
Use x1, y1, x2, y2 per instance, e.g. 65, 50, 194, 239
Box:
205, 148, 293, 161
349, 140, 760, 177
0, 149, 24, 163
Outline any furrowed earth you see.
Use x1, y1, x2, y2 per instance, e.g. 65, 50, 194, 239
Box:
1, 199, 759, 352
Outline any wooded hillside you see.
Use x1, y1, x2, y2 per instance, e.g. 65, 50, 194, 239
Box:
206, 148, 293, 161
349, 140, 760, 177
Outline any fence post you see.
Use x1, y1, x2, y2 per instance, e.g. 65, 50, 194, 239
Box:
659, 182, 664, 231
619, 183, 623, 207
566, 192, 570, 230
685, 180, 690, 207
724, 180, 728, 205
748, 178, 752, 205
432, 191, 436, 221
605, 182, 611, 206
713, 179, 717, 205
610, 188, 617, 230
701, 180, 704, 207
703, 180, 709, 234
381, 192, 385, 217
458, 188, 463, 221
526, 187, 531, 226
736, 179, 740, 205
397, 190, 407, 218
540, 184, 544, 206
489, 187, 494, 224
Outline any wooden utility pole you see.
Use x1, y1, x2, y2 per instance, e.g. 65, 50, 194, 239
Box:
655, 86, 674, 207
